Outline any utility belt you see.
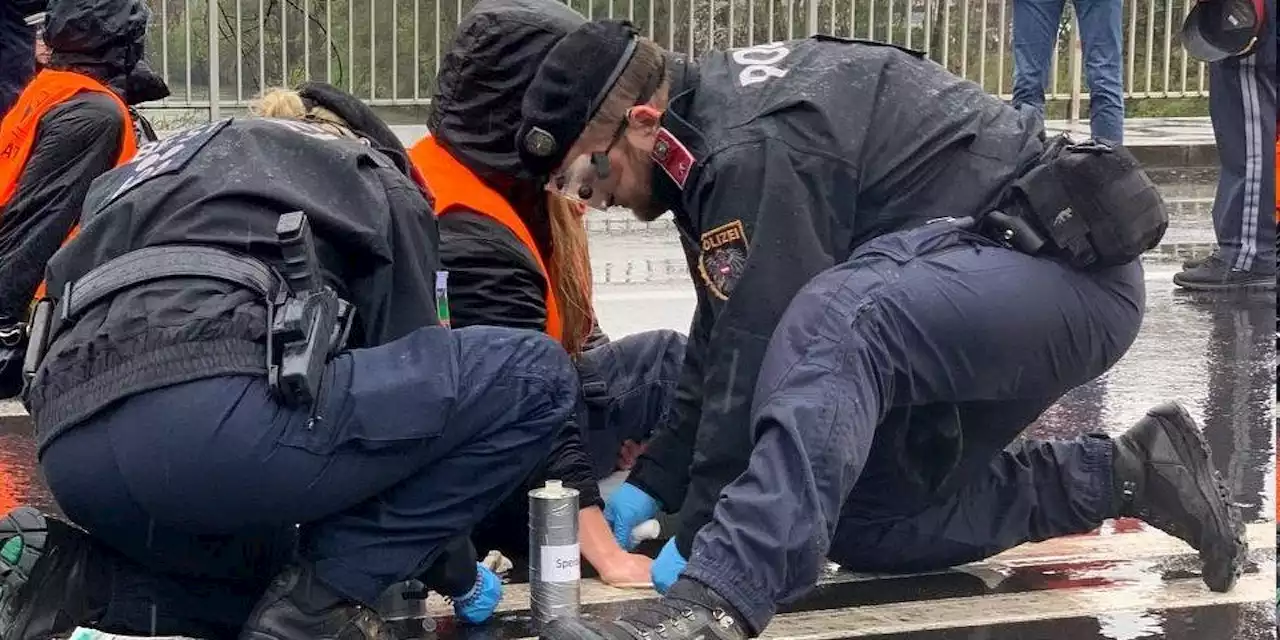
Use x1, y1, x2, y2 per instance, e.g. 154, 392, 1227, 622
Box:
22, 211, 354, 408
976, 135, 1169, 270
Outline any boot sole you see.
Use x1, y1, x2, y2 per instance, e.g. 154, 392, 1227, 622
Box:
1146, 402, 1248, 593
0, 507, 53, 640
1171, 274, 1276, 291
0, 507, 99, 640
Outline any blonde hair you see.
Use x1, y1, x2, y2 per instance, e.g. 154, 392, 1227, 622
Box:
250, 88, 357, 139
546, 193, 595, 356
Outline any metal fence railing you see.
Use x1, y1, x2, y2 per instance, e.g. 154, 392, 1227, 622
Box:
145, 0, 1209, 123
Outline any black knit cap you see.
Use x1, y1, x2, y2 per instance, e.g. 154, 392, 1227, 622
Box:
518, 19, 641, 177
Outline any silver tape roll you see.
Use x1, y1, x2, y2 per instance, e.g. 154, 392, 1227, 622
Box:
529, 479, 581, 624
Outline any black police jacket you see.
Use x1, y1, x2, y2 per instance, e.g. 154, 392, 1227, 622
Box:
26, 118, 441, 450
624, 36, 1048, 556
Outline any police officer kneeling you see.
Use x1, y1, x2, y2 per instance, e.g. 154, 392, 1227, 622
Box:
6, 86, 578, 640
517, 21, 1248, 640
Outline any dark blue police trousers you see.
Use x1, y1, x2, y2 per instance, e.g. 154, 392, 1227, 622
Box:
578, 329, 687, 478
681, 221, 1145, 633
40, 325, 578, 637
469, 329, 686, 559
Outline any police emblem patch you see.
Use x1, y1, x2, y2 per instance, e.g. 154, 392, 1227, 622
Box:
698, 219, 749, 301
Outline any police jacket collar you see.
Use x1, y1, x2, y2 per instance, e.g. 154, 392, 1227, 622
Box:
651, 55, 705, 224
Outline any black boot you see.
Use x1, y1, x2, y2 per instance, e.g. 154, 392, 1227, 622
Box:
0, 507, 110, 640
1111, 402, 1248, 592
239, 563, 393, 640
540, 578, 749, 640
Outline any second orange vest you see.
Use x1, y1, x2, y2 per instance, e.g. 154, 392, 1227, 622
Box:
0, 69, 138, 303
409, 135, 564, 344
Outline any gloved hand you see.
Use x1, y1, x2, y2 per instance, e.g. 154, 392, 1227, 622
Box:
452, 563, 502, 625
651, 539, 687, 594
604, 483, 659, 551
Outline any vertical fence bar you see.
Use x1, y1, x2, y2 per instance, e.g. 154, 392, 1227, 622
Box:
807, 0, 819, 34
767, 0, 774, 42
728, 0, 735, 47
304, 0, 311, 81
688, 0, 694, 56
1177, 0, 1189, 93
1125, 0, 1136, 94
392, 0, 398, 101
280, 0, 287, 86
236, 0, 244, 102
414, 0, 420, 100
903, 0, 911, 47
326, 0, 332, 85
1160, 0, 1172, 95
670, 0, 680, 50
369, 0, 376, 99
960, 0, 969, 75
1068, 16, 1082, 125
185, 0, 192, 102
978, 0, 987, 89
940, 0, 949, 69
709, 0, 716, 49
161, 0, 170, 100
1143, 0, 1154, 93
347, 0, 353, 92
209, 0, 221, 119
996, 0, 1005, 95
260, 0, 267, 94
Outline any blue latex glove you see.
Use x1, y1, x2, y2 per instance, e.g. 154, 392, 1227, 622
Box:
651, 539, 687, 594
603, 482, 659, 551
452, 563, 502, 624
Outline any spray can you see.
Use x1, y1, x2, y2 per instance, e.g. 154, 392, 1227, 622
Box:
529, 479, 580, 624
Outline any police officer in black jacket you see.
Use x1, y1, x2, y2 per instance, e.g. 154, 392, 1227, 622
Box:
517, 21, 1247, 640
0, 87, 578, 640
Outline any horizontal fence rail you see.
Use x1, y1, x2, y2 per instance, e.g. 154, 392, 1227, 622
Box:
140, 0, 1206, 123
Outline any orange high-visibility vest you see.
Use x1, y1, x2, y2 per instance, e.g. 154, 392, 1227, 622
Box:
409, 135, 564, 344
0, 69, 138, 304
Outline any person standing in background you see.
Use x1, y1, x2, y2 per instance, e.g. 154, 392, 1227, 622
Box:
1012, 0, 1125, 143
1174, 0, 1275, 291
0, 2, 43, 116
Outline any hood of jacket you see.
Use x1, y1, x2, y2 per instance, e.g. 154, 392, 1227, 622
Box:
45, 0, 149, 90
428, 0, 585, 184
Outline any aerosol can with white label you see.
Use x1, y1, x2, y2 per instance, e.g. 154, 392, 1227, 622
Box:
529, 479, 581, 624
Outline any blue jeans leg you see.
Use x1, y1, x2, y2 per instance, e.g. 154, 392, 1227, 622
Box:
1075, 0, 1125, 142
1012, 0, 1067, 114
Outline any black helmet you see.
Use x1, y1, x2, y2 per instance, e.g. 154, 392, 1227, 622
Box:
1180, 0, 1266, 62
44, 0, 150, 73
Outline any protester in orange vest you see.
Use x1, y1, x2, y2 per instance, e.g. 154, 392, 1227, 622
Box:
0, 0, 155, 398
413, 0, 687, 588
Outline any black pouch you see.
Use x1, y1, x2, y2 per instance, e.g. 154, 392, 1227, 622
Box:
1008, 136, 1168, 270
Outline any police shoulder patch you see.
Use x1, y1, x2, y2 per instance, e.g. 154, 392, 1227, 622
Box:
97, 118, 232, 211
698, 219, 749, 301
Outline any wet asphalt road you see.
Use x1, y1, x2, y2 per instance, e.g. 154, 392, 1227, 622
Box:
0, 177, 1274, 639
